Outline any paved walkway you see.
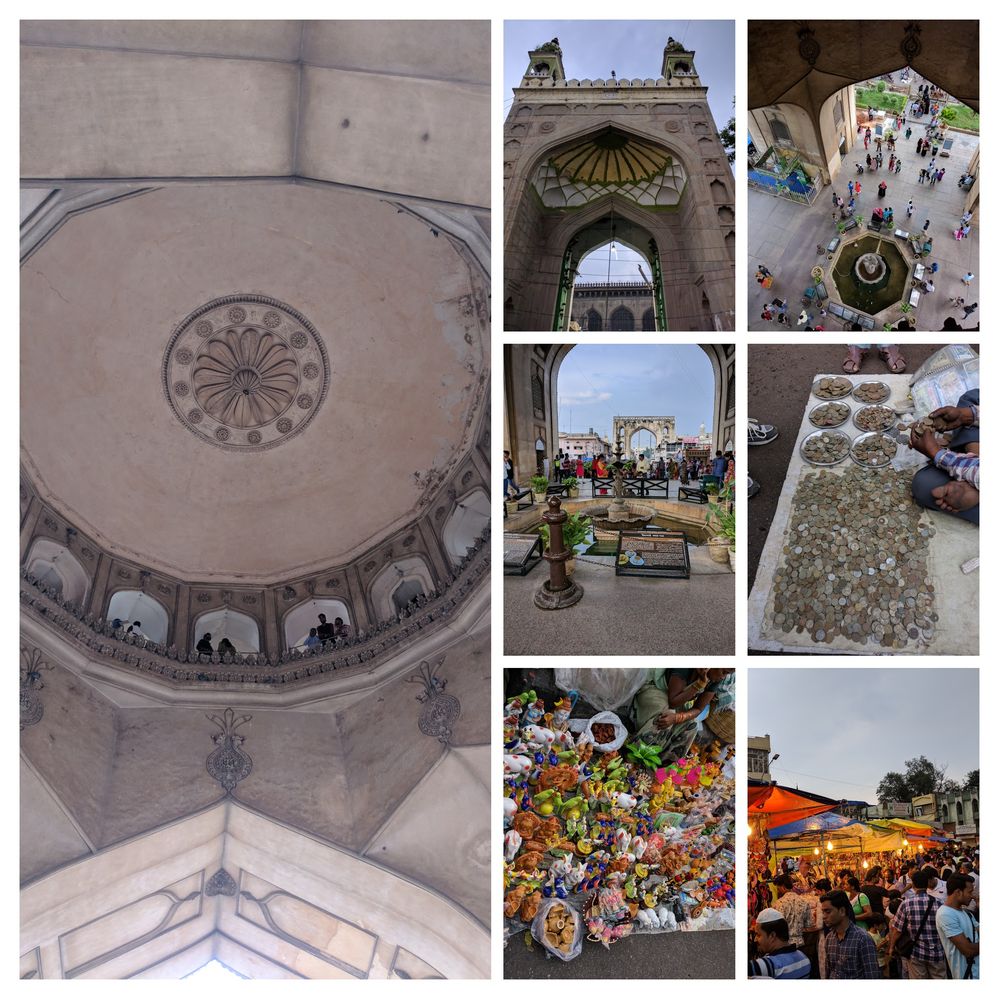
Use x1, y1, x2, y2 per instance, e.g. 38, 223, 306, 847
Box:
749, 120, 979, 332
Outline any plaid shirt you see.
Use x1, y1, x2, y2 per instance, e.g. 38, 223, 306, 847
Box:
824, 922, 880, 979
891, 891, 944, 963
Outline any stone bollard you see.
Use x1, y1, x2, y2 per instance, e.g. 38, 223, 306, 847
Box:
534, 495, 584, 610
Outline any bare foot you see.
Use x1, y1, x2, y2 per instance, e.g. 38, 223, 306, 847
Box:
843, 346, 866, 373
931, 480, 979, 513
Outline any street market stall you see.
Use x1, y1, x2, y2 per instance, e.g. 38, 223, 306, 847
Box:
503, 683, 735, 968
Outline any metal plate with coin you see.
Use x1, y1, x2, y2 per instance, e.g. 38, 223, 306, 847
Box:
850, 431, 898, 467
809, 401, 851, 428
800, 429, 851, 466
851, 380, 891, 404
811, 376, 855, 400
853, 404, 897, 432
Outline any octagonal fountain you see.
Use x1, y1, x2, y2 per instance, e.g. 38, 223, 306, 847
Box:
830, 234, 911, 317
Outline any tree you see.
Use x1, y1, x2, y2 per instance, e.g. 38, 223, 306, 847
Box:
963, 769, 979, 791
903, 755, 947, 797
718, 97, 735, 164
877, 771, 909, 805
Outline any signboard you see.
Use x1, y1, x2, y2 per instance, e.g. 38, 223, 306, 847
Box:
955, 824, 977, 836
889, 801, 911, 817
615, 530, 690, 579
503, 533, 544, 576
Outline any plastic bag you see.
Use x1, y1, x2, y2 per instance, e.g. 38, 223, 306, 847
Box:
531, 898, 583, 961
569, 710, 628, 752
554, 668, 647, 711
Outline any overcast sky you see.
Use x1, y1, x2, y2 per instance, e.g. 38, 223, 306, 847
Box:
557, 344, 714, 446
749, 669, 979, 804
504, 21, 734, 131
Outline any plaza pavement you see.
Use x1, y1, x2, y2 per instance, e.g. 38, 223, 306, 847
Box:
749, 124, 979, 332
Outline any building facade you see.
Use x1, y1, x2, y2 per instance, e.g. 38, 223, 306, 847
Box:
747, 735, 772, 783
569, 282, 656, 331
504, 37, 735, 331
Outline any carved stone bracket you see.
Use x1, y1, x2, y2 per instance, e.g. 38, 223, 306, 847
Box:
406, 657, 461, 745
205, 868, 238, 897
20, 645, 52, 730
205, 708, 253, 793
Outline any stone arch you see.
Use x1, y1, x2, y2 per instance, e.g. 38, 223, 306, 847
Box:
717, 205, 734, 225
24, 538, 90, 607
106, 589, 170, 644
711, 180, 729, 204
641, 308, 656, 331
370, 556, 435, 622
698, 136, 715, 153
692, 122, 709, 135
192, 608, 260, 653
585, 308, 602, 332
724, 230, 735, 260
442, 488, 489, 563
610, 305, 634, 331
282, 597, 353, 650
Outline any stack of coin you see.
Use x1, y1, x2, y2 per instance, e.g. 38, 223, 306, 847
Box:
855, 405, 897, 432
852, 433, 897, 467
810, 401, 851, 427
852, 381, 891, 404
813, 376, 854, 399
802, 430, 850, 464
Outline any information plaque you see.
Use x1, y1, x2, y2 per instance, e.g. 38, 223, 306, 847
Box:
614, 530, 690, 579
503, 533, 544, 576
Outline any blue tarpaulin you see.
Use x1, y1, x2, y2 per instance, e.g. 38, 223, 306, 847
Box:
768, 811, 862, 839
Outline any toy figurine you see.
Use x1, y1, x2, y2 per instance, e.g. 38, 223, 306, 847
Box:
504, 829, 523, 861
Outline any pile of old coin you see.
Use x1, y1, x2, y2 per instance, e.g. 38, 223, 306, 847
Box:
813, 376, 854, 400
898, 415, 949, 437
803, 430, 850, 464
852, 433, 898, 466
852, 381, 891, 404
810, 401, 851, 427
855, 405, 897, 432
771, 464, 937, 649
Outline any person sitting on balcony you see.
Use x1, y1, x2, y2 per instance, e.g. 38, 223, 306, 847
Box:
218, 637, 237, 657
333, 617, 351, 638
126, 620, 144, 638
303, 628, 320, 650
196, 632, 214, 655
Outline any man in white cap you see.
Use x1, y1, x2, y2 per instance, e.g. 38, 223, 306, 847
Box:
749, 908, 812, 979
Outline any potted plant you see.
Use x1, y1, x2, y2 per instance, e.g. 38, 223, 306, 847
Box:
540, 512, 593, 576
704, 481, 720, 504
707, 491, 735, 570
530, 475, 549, 501
562, 475, 579, 498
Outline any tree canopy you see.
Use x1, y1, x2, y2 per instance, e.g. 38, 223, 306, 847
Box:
876, 755, 966, 804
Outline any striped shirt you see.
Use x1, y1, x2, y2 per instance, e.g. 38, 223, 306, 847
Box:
933, 404, 980, 489
749, 946, 811, 979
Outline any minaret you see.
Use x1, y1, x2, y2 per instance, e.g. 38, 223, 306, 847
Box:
661, 37, 700, 85
522, 38, 565, 84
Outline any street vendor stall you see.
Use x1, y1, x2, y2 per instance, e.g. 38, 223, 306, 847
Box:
503, 684, 735, 968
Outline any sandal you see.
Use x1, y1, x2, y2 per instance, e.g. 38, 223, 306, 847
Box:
843, 346, 867, 373
880, 345, 907, 373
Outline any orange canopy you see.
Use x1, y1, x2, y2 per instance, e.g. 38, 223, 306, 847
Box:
748, 784, 838, 829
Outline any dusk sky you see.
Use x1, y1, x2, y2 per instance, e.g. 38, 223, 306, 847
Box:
557, 344, 715, 448
749, 669, 979, 804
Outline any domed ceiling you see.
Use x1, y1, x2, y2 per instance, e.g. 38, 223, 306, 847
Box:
20, 182, 488, 580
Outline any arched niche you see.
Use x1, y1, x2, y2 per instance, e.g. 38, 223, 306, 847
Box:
610, 305, 634, 331
24, 538, 90, 607
442, 488, 490, 563
192, 608, 260, 653
283, 598, 352, 650
106, 590, 170, 644
370, 557, 435, 622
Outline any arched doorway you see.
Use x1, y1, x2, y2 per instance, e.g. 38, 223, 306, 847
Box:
106, 590, 170, 644
283, 598, 353, 650
24, 538, 90, 607
192, 609, 260, 654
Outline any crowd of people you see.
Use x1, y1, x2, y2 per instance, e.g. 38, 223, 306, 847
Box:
749, 850, 980, 979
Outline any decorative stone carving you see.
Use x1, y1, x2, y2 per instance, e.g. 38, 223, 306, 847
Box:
157, 583, 172, 595
204, 868, 238, 897
80, 547, 96, 560
164, 295, 329, 452
205, 707, 253, 794
461, 471, 474, 487
665, 119, 682, 133
325, 577, 340, 589
539, 121, 556, 133
43, 517, 58, 531
197, 591, 211, 603
797, 25, 820, 66
241, 594, 257, 604
20, 646, 53, 730
402, 535, 416, 548
406, 657, 461, 745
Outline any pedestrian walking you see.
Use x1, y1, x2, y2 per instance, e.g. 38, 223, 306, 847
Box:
962, 272, 974, 286
937, 168, 945, 184
918, 168, 926, 184
928, 158, 935, 173
855, 181, 862, 197
962, 303, 978, 319
916, 137, 923, 155
866, 153, 872, 169
895, 158, 902, 175
907, 199, 914, 218
906, 126, 912, 140
848, 180, 854, 197
929, 169, 937, 186
923, 218, 930, 233
888, 154, 895, 172
878, 181, 887, 199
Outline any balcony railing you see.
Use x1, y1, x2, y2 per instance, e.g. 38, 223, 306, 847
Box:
20, 531, 490, 687
748, 145, 821, 205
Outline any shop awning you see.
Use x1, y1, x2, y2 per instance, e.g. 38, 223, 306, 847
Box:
768, 811, 862, 839
748, 782, 839, 829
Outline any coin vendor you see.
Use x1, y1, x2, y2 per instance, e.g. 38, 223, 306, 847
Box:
907, 390, 979, 525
